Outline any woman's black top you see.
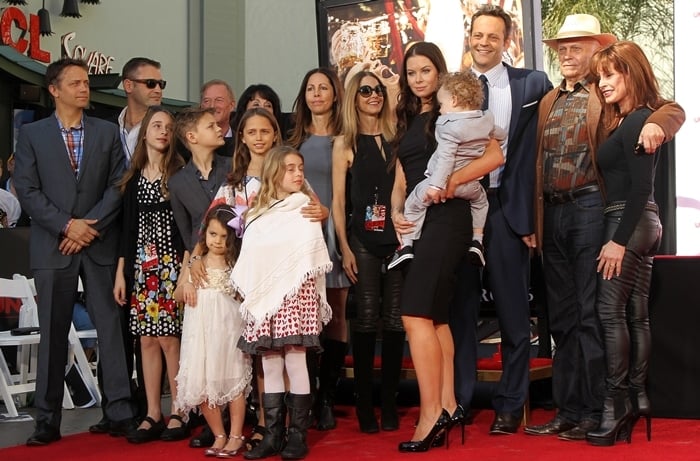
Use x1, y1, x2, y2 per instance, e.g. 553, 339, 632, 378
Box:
348, 134, 398, 258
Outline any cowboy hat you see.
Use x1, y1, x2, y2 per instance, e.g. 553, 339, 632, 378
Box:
543, 14, 617, 49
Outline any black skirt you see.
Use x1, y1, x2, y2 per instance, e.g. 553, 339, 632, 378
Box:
400, 198, 472, 324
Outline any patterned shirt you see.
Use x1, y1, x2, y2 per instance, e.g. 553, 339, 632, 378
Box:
57, 114, 85, 177
542, 79, 597, 193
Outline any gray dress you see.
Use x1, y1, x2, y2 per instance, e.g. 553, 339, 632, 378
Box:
300, 134, 351, 289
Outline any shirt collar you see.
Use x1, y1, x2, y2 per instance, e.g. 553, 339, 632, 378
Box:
55, 112, 84, 131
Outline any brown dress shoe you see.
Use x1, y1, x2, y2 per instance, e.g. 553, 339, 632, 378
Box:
524, 415, 577, 436
558, 419, 600, 441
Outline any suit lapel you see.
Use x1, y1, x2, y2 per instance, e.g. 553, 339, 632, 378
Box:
45, 118, 78, 179
78, 116, 94, 181
507, 66, 525, 141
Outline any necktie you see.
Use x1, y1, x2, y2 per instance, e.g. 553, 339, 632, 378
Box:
479, 74, 490, 188
479, 74, 489, 111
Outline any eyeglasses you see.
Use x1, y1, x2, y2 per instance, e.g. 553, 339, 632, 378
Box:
357, 85, 385, 98
130, 78, 167, 90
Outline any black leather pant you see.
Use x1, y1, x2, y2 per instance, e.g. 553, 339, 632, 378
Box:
348, 234, 403, 333
596, 206, 661, 394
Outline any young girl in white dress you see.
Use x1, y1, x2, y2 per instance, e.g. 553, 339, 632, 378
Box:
232, 146, 332, 460
174, 204, 252, 458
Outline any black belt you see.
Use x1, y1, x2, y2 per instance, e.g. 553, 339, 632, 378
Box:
544, 184, 600, 205
486, 187, 499, 195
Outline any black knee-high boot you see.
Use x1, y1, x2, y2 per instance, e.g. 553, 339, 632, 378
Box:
627, 255, 653, 440
351, 331, 378, 433
316, 339, 348, 430
280, 393, 313, 459
244, 392, 286, 460
587, 285, 633, 446
380, 330, 405, 431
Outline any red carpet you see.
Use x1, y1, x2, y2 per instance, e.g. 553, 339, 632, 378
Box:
2, 407, 699, 461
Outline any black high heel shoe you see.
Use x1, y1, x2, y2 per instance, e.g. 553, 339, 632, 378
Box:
633, 391, 652, 441
586, 395, 633, 447
398, 409, 450, 453
431, 404, 466, 448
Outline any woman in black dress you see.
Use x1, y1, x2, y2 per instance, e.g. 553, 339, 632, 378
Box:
391, 42, 503, 452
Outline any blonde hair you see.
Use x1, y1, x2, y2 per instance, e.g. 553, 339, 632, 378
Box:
246, 146, 312, 221
340, 71, 395, 151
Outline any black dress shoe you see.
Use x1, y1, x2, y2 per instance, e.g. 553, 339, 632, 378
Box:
558, 418, 599, 441
190, 424, 215, 448
160, 414, 191, 441
524, 414, 576, 436
126, 415, 166, 444
26, 422, 62, 446
89, 416, 111, 434
489, 412, 520, 435
109, 417, 138, 437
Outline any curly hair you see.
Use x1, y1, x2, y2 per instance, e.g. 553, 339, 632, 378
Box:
439, 72, 484, 111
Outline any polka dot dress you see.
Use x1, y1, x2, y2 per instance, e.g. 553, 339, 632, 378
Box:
129, 175, 183, 337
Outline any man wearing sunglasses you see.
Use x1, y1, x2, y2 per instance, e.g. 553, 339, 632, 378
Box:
118, 57, 166, 164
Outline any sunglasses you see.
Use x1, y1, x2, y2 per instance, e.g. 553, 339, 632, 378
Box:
357, 84, 385, 98
131, 78, 167, 90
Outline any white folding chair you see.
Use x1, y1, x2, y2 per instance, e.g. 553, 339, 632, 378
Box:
24, 277, 101, 409
0, 274, 41, 419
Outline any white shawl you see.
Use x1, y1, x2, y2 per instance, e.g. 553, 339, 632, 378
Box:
231, 192, 333, 330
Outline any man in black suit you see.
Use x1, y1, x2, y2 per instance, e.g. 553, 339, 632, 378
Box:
448, 4, 553, 435
15, 58, 135, 446
200, 79, 236, 158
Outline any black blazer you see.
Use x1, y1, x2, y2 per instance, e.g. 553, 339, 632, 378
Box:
14, 114, 126, 269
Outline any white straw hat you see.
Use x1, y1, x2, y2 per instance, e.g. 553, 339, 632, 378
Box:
543, 14, 617, 49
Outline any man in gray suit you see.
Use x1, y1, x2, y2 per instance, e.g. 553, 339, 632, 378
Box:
14, 58, 135, 446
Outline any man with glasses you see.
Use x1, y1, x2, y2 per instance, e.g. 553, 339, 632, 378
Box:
118, 57, 166, 163
200, 79, 236, 158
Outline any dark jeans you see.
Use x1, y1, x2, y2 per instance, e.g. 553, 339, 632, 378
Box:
348, 234, 403, 333
542, 192, 606, 422
597, 206, 661, 393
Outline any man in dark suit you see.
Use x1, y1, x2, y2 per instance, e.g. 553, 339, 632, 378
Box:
448, 4, 553, 435
14, 58, 135, 446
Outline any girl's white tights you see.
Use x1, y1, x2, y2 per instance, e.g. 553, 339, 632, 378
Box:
261, 345, 310, 394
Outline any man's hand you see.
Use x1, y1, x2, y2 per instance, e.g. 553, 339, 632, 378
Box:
521, 234, 536, 249
59, 237, 84, 255
65, 218, 99, 246
639, 122, 665, 154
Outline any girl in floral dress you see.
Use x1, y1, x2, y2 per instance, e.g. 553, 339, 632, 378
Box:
232, 146, 332, 460
114, 106, 187, 443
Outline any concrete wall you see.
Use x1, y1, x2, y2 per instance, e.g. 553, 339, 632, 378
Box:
2, 0, 319, 107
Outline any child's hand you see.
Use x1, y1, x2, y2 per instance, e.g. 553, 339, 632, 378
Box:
113, 272, 127, 306
424, 186, 445, 204
183, 282, 197, 307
